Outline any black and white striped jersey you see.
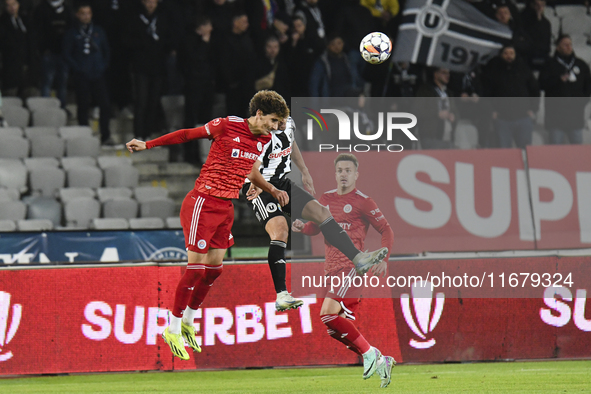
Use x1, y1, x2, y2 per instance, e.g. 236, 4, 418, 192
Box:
255, 117, 295, 183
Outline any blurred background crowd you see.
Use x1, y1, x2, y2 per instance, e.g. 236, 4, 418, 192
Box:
0, 0, 590, 153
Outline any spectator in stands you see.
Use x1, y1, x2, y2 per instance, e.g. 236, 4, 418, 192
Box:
295, 0, 326, 44
255, 36, 290, 100
206, 0, 235, 37
124, 0, 172, 140
63, 2, 112, 145
483, 45, 540, 148
0, 0, 37, 98
287, 12, 324, 97
34, 0, 74, 109
520, 0, 551, 71
309, 35, 363, 97
179, 16, 215, 129
366, 60, 422, 98
333, 0, 380, 53
449, 67, 495, 148
539, 34, 591, 145
494, 3, 532, 67
360, 0, 399, 28
414, 67, 457, 149
220, 10, 257, 117
245, 0, 281, 52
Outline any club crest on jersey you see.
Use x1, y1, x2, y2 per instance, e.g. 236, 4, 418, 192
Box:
257, 142, 263, 151
212, 118, 222, 126
197, 239, 207, 249
231, 148, 240, 158
343, 204, 352, 213
266, 202, 278, 213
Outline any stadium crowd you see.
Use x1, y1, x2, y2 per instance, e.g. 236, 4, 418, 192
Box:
0, 0, 589, 150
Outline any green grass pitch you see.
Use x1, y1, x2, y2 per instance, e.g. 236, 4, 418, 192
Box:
2, 360, 590, 393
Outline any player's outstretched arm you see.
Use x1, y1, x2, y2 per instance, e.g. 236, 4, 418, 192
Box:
291, 141, 315, 195
126, 139, 147, 153
130, 124, 219, 152
247, 165, 289, 207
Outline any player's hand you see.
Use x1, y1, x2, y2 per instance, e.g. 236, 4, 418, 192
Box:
272, 188, 289, 207
126, 139, 147, 153
302, 172, 316, 195
292, 219, 305, 233
371, 260, 388, 278
246, 183, 263, 200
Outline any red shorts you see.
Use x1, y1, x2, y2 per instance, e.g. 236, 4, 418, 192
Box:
180, 189, 235, 253
324, 266, 361, 320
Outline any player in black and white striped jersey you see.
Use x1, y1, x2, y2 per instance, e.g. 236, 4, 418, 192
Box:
242, 117, 389, 312
242, 116, 315, 311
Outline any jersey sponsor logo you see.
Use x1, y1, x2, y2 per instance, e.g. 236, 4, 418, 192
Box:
212, 118, 222, 126
197, 239, 207, 249
268, 146, 292, 160
231, 148, 240, 158
257, 142, 263, 151
343, 204, 352, 213
266, 202, 278, 213
370, 208, 381, 215
338, 222, 352, 230
0, 291, 22, 362
240, 151, 259, 160
233, 137, 240, 143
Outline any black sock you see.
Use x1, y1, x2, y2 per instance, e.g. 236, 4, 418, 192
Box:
319, 217, 361, 262
268, 240, 287, 293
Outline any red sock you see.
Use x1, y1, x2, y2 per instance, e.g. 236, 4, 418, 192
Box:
171, 266, 203, 318
321, 314, 371, 354
187, 264, 223, 310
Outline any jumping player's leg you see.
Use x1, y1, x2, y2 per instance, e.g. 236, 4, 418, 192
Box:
301, 199, 388, 276
243, 181, 303, 310
266, 216, 289, 293
265, 216, 304, 311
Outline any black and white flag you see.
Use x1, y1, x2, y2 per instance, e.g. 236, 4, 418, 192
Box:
392, 0, 512, 71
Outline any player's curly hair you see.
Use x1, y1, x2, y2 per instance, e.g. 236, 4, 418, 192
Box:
249, 90, 290, 119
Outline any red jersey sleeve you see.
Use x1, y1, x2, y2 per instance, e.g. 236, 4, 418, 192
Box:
145, 118, 225, 149
301, 221, 321, 236
362, 197, 394, 260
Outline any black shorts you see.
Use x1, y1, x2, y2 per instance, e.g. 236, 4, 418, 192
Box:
241, 178, 315, 225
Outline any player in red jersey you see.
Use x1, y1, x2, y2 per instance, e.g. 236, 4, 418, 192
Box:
292, 153, 396, 388
126, 90, 290, 361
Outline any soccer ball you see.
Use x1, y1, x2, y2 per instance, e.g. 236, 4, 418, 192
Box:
359, 32, 392, 65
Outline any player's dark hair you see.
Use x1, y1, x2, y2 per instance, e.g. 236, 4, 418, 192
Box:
334, 153, 358, 169
248, 90, 290, 119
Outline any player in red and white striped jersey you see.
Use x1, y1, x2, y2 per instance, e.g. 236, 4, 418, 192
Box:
126, 90, 289, 361
292, 153, 396, 388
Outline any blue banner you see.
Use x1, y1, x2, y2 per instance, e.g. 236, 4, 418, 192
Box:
0, 230, 186, 264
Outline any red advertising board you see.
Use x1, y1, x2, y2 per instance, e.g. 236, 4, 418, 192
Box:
525, 145, 591, 249
1, 256, 590, 376
0, 264, 401, 375
389, 256, 591, 362
301, 146, 591, 255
